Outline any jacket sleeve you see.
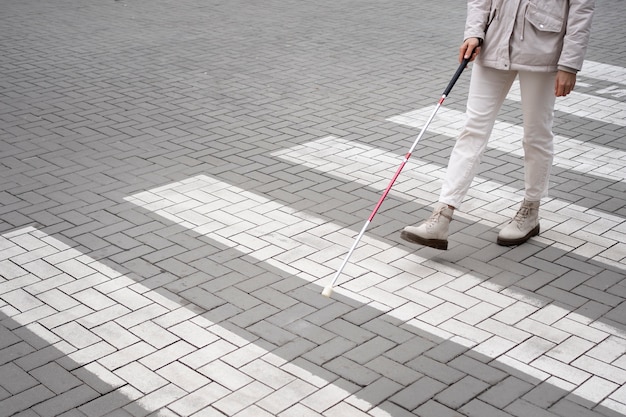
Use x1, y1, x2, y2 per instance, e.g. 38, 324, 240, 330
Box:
464, 0, 492, 40
559, 0, 595, 71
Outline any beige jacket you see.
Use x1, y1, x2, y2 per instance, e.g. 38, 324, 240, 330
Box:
464, 0, 595, 72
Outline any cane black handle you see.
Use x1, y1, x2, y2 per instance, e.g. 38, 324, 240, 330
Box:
442, 58, 470, 97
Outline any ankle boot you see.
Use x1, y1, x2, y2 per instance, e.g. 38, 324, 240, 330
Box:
401, 202, 454, 250
497, 199, 540, 246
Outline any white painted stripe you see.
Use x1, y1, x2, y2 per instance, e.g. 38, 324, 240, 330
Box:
506, 81, 626, 127
123, 177, 621, 411
388, 106, 626, 181
581, 60, 626, 85
4, 185, 619, 412
0, 225, 385, 412
273, 135, 625, 229
0, 218, 620, 409
125, 174, 413, 287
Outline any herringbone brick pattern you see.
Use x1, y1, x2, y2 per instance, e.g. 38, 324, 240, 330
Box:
1, 0, 625, 416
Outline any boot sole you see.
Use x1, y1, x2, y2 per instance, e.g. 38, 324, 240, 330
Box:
497, 224, 540, 247
400, 230, 448, 250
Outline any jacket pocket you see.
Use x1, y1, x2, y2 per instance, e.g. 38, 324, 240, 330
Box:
525, 3, 564, 33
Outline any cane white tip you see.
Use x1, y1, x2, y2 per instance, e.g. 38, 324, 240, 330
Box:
321, 286, 334, 297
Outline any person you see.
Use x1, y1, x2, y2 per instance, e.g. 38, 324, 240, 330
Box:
401, 0, 595, 250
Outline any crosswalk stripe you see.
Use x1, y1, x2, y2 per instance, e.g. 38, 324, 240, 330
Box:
273, 132, 625, 230
388, 106, 626, 181
125, 174, 404, 281
123, 175, 622, 411
581, 60, 626, 85
1, 175, 621, 413
507, 80, 626, 127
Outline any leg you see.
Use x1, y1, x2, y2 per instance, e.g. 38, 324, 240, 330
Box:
440, 63, 517, 209
519, 70, 557, 201
401, 64, 516, 249
497, 70, 556, 246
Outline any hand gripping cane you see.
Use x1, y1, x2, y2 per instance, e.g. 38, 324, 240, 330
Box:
322, 58, 470, 298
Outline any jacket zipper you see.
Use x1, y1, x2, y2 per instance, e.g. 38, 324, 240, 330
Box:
520, 2, 530, 41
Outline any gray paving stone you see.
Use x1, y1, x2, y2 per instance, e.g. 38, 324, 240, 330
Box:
549, 398, 609, 417
436, 375, 492, 409
449, 355, 509, 385
0, 385, 54, 417
406, 355, 465, 385
422, 337, 470, 363
479, 376, 535, 409
15, 341, 76, 372
302, 336, 357, 366
460, 399, 516, 417
1, 0, 626, 416
415, 400, 465, 417
389, 376, 447, 411
247, 320, 298, 346
323, 356, 381, 386
0, 324, 22, 348
32, 385, 100, 417
30, 361, 83, 395
505, 399, 561, 417
363, 317, 416, 344
0, 362, 39, 395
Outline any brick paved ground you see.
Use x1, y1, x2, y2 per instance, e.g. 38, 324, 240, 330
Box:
1, 0, 625, 416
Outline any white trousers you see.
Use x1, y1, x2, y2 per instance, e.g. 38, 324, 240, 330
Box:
439, 63, 557, 209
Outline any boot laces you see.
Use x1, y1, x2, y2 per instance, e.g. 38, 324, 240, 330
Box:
513, 205, 532, 225
426, 211, 441, 226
